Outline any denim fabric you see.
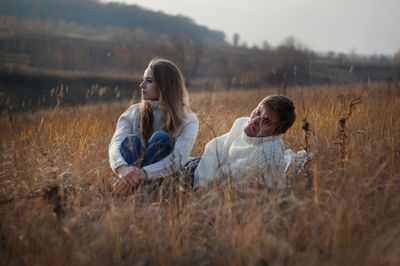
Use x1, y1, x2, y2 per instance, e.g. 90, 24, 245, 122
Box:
120, 131, 172, 167
120, 134, 142, 166
142, 131, 172, 166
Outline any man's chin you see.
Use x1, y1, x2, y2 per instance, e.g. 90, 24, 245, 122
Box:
243, 126, 254, 137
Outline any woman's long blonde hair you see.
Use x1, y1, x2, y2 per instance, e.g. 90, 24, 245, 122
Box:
139, 58, 190, 142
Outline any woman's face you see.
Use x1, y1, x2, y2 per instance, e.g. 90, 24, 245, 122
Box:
140, 68, 160, 100
243, 104, 280, 137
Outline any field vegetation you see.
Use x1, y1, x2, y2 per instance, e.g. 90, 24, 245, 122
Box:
1, 83, 399, 265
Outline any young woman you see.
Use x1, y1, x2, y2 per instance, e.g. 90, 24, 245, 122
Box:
192, 95, 296, 190
109, 58, 199, 194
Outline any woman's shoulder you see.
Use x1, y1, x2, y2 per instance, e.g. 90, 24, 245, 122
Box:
128, 102, 141, 111
118, 102, 141, 121
122, 102, 141, 114
183, 112, 199, 124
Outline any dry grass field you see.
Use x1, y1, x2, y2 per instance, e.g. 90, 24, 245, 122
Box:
1, 83, 399, 265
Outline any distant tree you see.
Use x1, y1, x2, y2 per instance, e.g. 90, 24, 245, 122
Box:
233, 33, 240, 47
327, 51, 335, 60
337, 53, 346, 63
262, 40, 271, 51
279, 35, 308, 51
394, 49, 400, 66
281, 36, 296, 49
393, 50, 400, 78
378, 55, 390, 65
168, 33, 203, 87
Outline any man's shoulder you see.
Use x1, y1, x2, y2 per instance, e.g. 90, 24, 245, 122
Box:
232, 117, 249, 129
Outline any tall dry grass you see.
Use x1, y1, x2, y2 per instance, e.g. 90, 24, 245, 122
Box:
1, 83, 399, 265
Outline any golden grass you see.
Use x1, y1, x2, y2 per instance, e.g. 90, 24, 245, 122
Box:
1, 83, 399, 265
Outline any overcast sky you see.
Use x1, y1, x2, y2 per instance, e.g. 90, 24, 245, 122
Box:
102, 0, 400, 56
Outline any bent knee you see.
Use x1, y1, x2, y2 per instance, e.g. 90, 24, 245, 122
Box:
149, 131, 170, 143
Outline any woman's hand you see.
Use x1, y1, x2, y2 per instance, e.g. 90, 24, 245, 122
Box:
111, 176, 130, 194
112, 165, 148, 194
122, 167, 147, 188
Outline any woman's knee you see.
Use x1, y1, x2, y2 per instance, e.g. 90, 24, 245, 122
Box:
148, 131, 170, 145
120, 134, 142, 165
142, 131, 172, 166
122, 134, 141, 148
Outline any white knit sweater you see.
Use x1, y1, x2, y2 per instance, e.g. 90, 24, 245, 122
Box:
193, 117, 287, 189
109, 101, 199, 180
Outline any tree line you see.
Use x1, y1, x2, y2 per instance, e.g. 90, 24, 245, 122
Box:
0, 0, 398, 112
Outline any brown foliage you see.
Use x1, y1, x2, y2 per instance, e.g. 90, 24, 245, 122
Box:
1, 83, 400, 265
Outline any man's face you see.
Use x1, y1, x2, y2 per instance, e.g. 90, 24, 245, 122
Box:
243, 105, 280, 137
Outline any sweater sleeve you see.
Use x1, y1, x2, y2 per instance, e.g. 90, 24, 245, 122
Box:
193, 133, 228, 188
193, 118, 246, 188
108, 104, 140, 172
143, 113, 199, 180
261, 139, 288, 189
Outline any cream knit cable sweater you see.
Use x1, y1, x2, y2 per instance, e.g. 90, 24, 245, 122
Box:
193, 117, 287, 189
109, 101, 199, 180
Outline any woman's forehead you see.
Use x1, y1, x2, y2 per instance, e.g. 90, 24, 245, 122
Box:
143, 68, 154, 78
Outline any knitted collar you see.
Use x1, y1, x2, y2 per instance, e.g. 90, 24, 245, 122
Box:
148, 100, 160, 110
241, 130, 282, 145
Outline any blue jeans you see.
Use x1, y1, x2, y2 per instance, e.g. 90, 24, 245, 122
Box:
120, 131, 172, 167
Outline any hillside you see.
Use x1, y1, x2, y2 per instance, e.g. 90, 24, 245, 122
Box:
0, 0, 225, 42
0, 1, 398, 113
